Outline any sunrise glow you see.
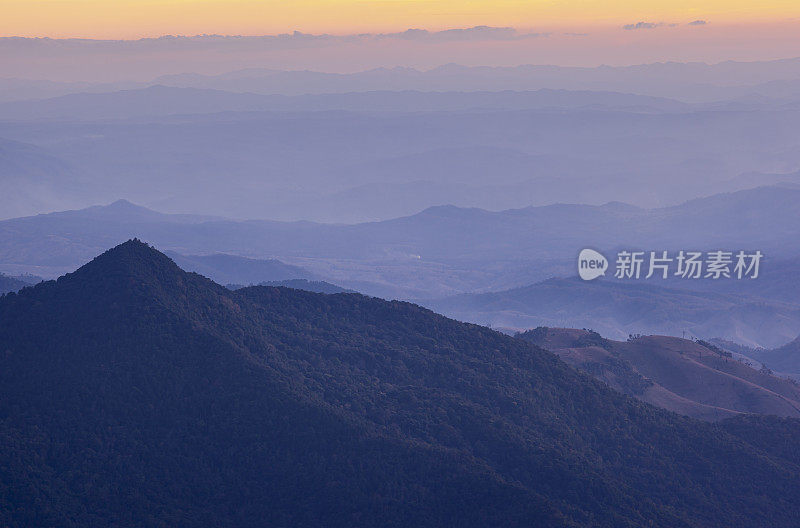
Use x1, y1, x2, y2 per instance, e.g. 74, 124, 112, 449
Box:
3, 0, 800, 39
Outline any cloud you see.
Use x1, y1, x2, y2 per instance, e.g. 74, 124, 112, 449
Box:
380, 26, 541, 42
622, 21, 682, 30
623, 22, 662, 30
688, 20, 708, 26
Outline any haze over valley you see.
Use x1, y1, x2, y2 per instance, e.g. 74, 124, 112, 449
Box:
3, 183, 800, 350
4, 59, 800, 222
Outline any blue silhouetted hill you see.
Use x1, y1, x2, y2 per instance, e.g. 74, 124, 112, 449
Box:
1, 239, 800, 527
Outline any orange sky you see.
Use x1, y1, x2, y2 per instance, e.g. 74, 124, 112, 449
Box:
3, 0, 800, 39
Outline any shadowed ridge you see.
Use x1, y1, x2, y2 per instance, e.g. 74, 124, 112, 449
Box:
0, 241, 568, 528
3, 243, 800, 527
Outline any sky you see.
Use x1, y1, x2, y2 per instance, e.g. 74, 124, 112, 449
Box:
3, 0, 800, 39
2, 1, 800, 81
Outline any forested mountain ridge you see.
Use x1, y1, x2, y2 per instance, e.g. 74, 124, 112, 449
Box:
254, 278, 356, 294
1, 240, 799, 527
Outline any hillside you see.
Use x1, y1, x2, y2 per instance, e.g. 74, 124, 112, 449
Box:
613, 254, 800, 305
518, 327, 800, 420
1, 240, 800, 526
256, 278, 356, 294
745, 336, 800, 380
428, 277, 800, 348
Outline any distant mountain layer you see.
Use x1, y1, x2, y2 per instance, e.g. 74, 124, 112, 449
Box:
518, 327, 800, 421
426, 276, 800, 349
166, 251, 311, 286
5, 59, 800, 102
2, 240, 800, 526
0, 273, 31, 295
636, 254, 800, 305
0, 86, 691, 121
0, 137, 88, 219
2, 86, 800, 223
745, 337, 800, 380
1, 184, 800, 298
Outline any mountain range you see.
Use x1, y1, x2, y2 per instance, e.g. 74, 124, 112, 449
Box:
3, 81, 800, 222
0, 86, 692, 121
2, 189, 800, 347
2, 240, 800, 526
427, 277, 800, 349
146, 59, 800, 102
6, 58, 800, 102
2, 185, 800, 297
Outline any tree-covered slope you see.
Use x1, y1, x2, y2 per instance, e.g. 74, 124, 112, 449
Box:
0, 240, 799, 527
518, 327, 800, 420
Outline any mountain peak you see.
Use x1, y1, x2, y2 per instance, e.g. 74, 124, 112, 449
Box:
0, 240, 209, 331
100, 199, 157, 215
68, 239, 186, 288
76, 199, 162, 222
109, 237, 155, 251
28, 239, 231, 321
106, 198, 140, 209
